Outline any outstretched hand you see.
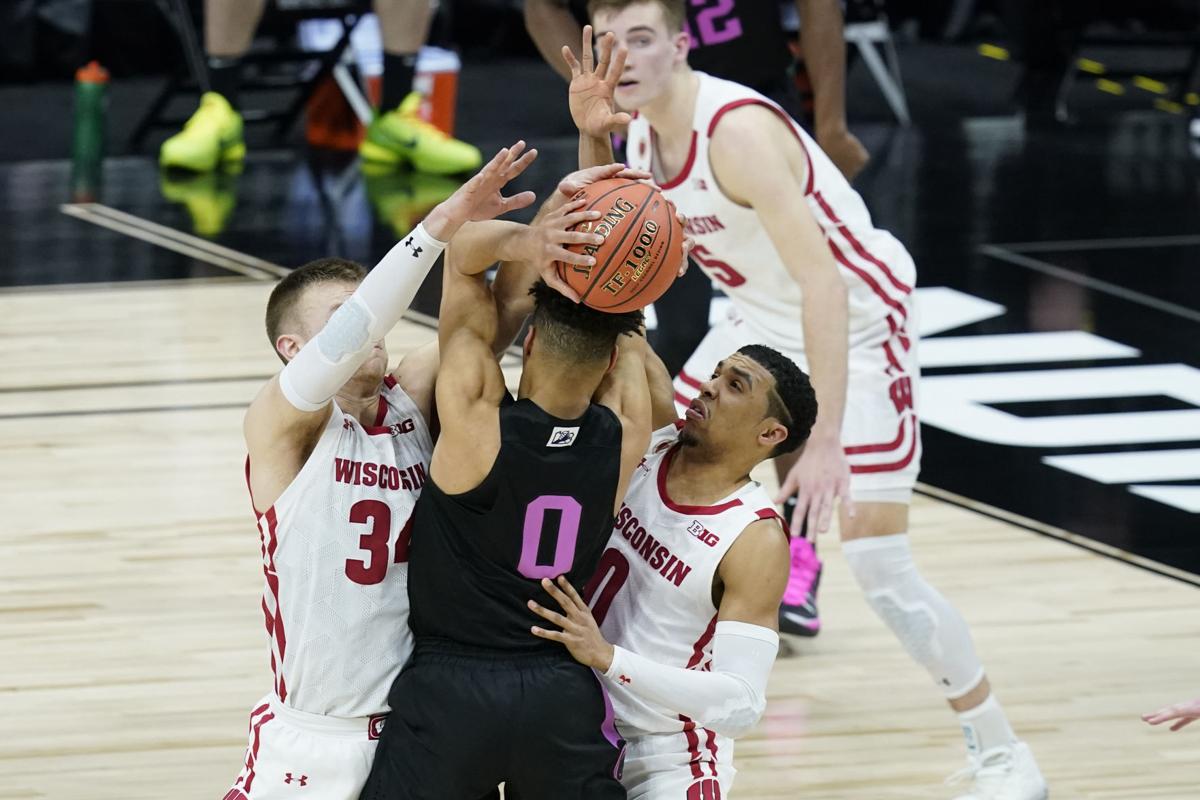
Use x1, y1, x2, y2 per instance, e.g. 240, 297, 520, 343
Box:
775, 436, 856, 536
562, 26, 631, 139
424, 141, 538, 241
520, 198, 604, 303
529, 576, 615, 672
1143, 698, 1200, 732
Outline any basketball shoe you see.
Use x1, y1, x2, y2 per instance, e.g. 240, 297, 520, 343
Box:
363, 167, 461, 238
159, 92, 245, 172
359, 93, 482, 175
948, 741, 1048, 800
778, 502, 822, 637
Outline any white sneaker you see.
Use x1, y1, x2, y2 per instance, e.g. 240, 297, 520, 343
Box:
947, 741, 1048, 800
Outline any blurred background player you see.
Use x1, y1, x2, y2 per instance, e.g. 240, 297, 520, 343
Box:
569, 10, 1048, 798
159, 0, 482, 176
530, 342, 817, 799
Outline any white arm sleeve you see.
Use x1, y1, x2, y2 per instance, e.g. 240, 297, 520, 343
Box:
603, 621, 779, 738
278, 223, 447, 411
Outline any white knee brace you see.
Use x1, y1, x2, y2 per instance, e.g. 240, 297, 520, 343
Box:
842, 533, 985, 699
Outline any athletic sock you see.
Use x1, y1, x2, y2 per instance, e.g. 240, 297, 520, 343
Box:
207, 57, 242, 109
958, 694, 1017, 758
382, 52, 418, 111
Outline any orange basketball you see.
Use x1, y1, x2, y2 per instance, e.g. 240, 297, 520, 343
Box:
555, 178, 684, 313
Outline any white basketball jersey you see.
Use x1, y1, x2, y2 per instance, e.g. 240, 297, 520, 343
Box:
589, 423, 785, 738
248, 375, 433, 718
626, 72, 917, 353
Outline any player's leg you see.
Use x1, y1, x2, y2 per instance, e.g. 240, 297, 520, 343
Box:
506, 660, 626, 799
361, 0, 482, 173
360, 652, 506, 800
159, 0, 260, 171
838, 323, 1046, 799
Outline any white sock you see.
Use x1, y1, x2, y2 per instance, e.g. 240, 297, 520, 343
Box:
958, 694, 1017, 758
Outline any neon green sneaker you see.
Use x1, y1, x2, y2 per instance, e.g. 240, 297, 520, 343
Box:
364, 169, 462, 238
159, 92, 245, 172
360, 93, 482, 175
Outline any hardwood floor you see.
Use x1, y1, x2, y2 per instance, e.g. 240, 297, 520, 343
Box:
2, 280, 1196, 799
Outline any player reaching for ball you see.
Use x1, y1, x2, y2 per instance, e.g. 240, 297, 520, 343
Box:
566, 9, 1047, 798
360, 162, 685, 799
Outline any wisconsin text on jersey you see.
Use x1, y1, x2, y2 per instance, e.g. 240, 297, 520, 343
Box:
333, 458, 427, 491
614, 503, 693, 587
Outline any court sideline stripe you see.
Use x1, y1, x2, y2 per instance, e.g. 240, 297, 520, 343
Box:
61, 203, 291, 279
979, 244, 1200, 324
916, 481, 1200, 589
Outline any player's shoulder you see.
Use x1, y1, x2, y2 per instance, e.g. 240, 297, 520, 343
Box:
646, 420, 682, 454
708, 103, 789, 153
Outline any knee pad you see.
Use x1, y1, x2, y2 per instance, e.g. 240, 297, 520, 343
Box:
842, 534, 985, 699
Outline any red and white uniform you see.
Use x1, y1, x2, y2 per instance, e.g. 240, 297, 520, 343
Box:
627, 73, 921, 502
226, 376, 433, 800
586, 424, 784, 799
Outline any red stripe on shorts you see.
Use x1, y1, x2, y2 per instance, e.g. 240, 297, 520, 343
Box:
680, 714, 705, 779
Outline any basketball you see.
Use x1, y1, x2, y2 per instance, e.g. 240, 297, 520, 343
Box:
556, 178, 684, 313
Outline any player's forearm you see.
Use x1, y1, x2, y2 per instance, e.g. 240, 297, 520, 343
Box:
644, 343, 680, 428
800, 278, 849, 439
447, 221, 529, 277
525, 0, 580, 82
278, 224, 446, 411
604, 622, 779, 738
490, 259, 538, 353
796, 0, 849, 137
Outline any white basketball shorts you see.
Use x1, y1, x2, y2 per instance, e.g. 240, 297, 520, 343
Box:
223, 695, 386, 800
620, 727, 735, 799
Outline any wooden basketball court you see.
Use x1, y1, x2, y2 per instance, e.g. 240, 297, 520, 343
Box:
2, 279, 1196, 799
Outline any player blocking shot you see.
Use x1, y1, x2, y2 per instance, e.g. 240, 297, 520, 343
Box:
225, 143, 540, 800
360, 168, 684, 799
530, 342, 816, 798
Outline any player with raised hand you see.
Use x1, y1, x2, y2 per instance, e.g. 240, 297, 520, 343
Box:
227, 142, 538, 800
564, 7, 1048, 798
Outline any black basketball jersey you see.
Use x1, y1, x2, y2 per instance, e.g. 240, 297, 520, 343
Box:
570, 0, 792, 95
407, 397, 624, 652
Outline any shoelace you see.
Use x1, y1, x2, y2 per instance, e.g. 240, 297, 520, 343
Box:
788, 539, 820, 590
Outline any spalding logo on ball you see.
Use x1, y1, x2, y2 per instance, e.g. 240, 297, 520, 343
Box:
555, 178, 684, 313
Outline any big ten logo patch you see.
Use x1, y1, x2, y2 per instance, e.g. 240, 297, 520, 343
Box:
889, 376, 914, 415
389, 418, 415, 437
687, 520, 720, 547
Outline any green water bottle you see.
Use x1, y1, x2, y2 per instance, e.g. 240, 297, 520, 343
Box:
70, 61, 109, 203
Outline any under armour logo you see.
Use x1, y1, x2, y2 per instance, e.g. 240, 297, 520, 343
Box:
283, 773, 308, 786
693, 178, 708, 191
619, 674, 631, 685
404, 236, 422, 258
